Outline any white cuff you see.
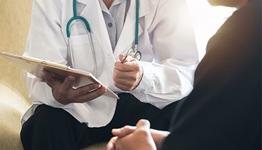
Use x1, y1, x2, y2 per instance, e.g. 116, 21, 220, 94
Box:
133, 61, 154, 94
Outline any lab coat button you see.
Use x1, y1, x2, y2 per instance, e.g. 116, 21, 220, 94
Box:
108, 22, 113, 28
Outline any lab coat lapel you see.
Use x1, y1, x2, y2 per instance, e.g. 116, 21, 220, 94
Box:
78, 0, 113, 56
114, 0, 153, 57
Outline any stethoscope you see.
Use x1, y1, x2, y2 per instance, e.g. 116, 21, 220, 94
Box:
121, 0, 142, 62
66, 0, 141, 75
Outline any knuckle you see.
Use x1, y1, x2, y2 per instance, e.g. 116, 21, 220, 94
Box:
130, 75, 137, 81
115, 140, 123, 150
113, 71, 121, 79
53, 89, 71, 105
114, 63, 121, 70
128, 82, 135, 88
116, 84, 124, 90
85, 85, 93, 91
97, 88, 105, 95
134, 64, 139, 71
113, 74, 118, 81
58, 88, 65, 96
118, 65, 125, 71
101, 87, 107, 93
124, 87, 131, 91
114, 81, 119, 86
124, 125, 132, 130
78, 88, 86, 95
136, 129, 149, 137
56, 95, 68, 105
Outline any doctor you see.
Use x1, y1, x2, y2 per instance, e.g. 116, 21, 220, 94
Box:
21, 0, 199, 149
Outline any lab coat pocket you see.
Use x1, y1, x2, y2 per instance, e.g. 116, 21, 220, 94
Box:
69, 34, 97, 75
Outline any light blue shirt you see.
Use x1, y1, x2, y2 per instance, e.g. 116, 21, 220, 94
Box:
99, 0, 130, 50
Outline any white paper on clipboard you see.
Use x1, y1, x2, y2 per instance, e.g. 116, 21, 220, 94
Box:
0, 52, 119, 99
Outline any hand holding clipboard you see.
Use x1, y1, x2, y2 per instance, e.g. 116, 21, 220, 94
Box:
0, 52, 119, 102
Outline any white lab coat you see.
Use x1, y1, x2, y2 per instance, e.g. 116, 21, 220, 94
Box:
22, 0, 199, 127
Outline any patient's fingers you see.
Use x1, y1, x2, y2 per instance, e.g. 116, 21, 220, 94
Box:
136, 119, 151, 130
112, 126, 136, 138
106, 136, 118, 150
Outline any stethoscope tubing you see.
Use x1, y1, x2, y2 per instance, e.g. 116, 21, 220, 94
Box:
67, 0, 141, 74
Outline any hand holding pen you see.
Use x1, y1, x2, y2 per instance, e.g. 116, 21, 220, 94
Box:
113, 54, 143, 91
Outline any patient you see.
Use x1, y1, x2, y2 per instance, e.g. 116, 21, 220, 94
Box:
106, 0, 261, 149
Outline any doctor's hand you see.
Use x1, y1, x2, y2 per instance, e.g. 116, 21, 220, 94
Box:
106, 119, 157, 150
113, 54, 143, 91
42, 70, 106, 105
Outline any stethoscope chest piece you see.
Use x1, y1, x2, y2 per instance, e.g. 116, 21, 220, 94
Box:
127, 47, 142, 61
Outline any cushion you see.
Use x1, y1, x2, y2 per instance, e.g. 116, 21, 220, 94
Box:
0, 83, 106, 150
0, 83, 28, 150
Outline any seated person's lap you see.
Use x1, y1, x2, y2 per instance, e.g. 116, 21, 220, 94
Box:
21, 93, 178, 149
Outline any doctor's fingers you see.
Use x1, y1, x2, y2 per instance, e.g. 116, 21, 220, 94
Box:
71, 85, 106, 103
50, 77, 77, 104
113, 70, 138, 82
114, 80, 136, 91
118, 54, 135, 63
68, 83, 103, 98
60, 76, 77, 91
52, 83, 103, 105
115, 61, 140, 72
42, 70, 63, 88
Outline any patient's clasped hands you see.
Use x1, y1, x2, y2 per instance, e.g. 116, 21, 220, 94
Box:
106, 119, 170, 150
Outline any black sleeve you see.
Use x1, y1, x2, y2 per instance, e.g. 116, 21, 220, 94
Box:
161, 0, 261, 150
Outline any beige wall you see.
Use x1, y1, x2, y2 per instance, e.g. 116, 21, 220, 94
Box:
0, 0, 32, 98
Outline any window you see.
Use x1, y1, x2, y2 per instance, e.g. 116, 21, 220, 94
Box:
187, 0, 235, 59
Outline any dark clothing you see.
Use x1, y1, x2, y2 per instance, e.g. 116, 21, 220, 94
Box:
21, 93, 178, 150
161, 0, 261, 150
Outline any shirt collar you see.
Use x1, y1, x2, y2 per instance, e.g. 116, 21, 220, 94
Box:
99, 0, 127, 13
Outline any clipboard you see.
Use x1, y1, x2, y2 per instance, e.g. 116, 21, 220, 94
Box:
0, 52, 119, 99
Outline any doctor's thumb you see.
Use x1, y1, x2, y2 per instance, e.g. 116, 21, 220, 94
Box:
136, 119, 151, 130
118, 53, 134, 63
118, 54, 126, 62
